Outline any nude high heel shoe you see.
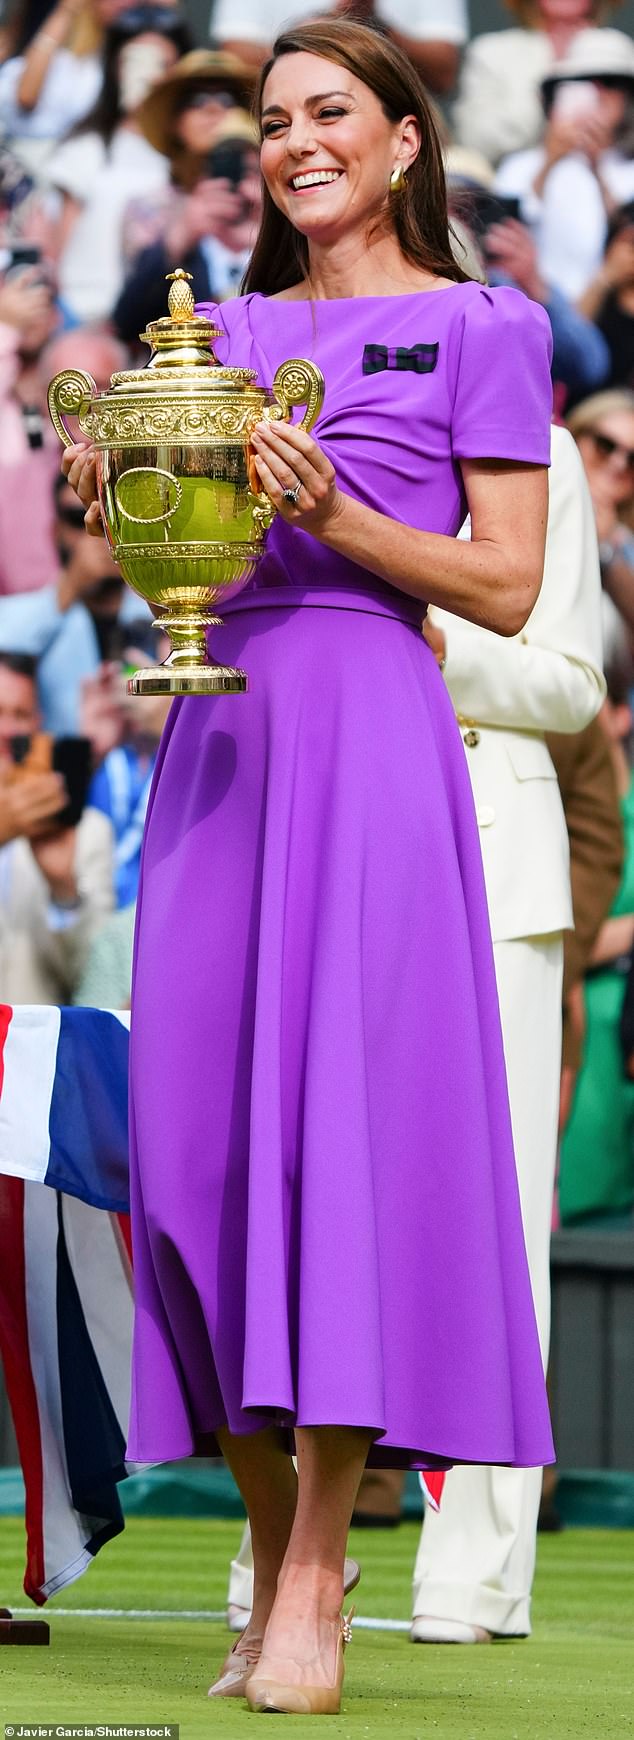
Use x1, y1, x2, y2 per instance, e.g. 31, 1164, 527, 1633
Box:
211, 1561, 360, 1700
208, 1633, 264, 1699
246, 1609, 354, 1716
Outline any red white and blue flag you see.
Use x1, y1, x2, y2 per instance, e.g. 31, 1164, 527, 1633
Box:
0, 1004, 130, 1212
0, 1175, 133, 1603
0, 1003, 133, 1603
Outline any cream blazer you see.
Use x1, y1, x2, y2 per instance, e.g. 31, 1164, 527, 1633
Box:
431, 425, 605, 944
0, 805, 113, 1004
452, 26, 634, 167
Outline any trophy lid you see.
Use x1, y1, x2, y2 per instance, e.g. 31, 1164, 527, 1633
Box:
110, 268, 258, 390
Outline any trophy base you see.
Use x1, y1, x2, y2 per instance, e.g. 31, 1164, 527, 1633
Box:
127, 663, 247, 696
126, 612, 248, 696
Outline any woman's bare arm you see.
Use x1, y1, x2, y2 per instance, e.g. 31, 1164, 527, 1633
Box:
17, 1, 79, 111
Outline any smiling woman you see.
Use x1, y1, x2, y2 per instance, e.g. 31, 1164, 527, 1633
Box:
247, 20, 466, 300
62, 15, 554, 1722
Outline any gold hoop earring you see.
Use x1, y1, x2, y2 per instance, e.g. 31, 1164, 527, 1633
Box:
390, 164, 407, 195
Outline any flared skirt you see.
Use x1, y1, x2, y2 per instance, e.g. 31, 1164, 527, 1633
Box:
127, 587, 553, 1471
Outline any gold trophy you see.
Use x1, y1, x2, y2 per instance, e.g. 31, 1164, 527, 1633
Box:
47, 271, 324, 695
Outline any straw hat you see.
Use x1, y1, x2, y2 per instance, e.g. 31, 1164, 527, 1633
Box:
206, 107, 259, 150
541, 29, 634, 105
136, 48, 255, 157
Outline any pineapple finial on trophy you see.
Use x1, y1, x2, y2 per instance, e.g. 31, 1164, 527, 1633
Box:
167, 269, 195, 322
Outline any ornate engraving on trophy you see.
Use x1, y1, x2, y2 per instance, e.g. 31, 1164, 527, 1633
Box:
47, 269, 324, 695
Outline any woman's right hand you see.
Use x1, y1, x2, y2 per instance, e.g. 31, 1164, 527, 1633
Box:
61, 440, 104, 537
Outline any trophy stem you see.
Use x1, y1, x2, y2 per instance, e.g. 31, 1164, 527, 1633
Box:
126, 613, 248, 696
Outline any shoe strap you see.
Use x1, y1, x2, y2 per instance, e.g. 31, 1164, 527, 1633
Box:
341, 1605, 355, 1646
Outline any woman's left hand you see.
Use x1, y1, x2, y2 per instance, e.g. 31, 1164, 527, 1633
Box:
250, 419, 343, 535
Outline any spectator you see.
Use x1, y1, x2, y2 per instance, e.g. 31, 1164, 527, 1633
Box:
453, 2, 633, 168
0, 648, 113, 1001
210, 0, 468, 94
558, 662, 634, 1228
494, 35, 634, 299
115, 112, 261, 342
578, 199, 634, 388
0, 470, 148, 734
131, 44, 253, 197
82, 647, 170, 907
0, 320, 126, 597
0, 0, 105, 172
0, 251, 60, 594
567, 388, 634, 654
45, 5, 191, 322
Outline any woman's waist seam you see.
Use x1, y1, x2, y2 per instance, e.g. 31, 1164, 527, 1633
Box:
219, 587, 425, 629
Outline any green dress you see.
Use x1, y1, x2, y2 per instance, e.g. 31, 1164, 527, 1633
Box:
559, 776, 634, 1227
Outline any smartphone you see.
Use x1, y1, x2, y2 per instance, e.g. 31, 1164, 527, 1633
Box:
470, 192, 522, 238
52, 736, 93, 828
205, 140, 252, 189
4, 243, 43, 282
8, 732, 92, 828
551, 80, 602, 122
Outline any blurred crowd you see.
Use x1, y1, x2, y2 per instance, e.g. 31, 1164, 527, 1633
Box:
0, 0, 633, 1231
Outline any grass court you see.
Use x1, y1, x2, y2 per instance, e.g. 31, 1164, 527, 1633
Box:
0, 1518, 633, 1738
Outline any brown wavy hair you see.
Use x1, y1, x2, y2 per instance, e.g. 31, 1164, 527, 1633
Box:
242, 16, 469, 297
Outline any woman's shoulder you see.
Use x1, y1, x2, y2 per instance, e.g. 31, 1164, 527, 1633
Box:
474, 279, 550, 329
438, 279, 551, 341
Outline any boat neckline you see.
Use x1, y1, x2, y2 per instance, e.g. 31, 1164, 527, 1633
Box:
254, 282, 472, 305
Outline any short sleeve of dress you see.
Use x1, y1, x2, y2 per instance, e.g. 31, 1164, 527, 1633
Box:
195, 299, 221, 325
194, 297, 244, 368
450, 285, 552, 465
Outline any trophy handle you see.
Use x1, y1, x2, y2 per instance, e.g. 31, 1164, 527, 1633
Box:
270, 359, 325, 432
47, 368, 97, 445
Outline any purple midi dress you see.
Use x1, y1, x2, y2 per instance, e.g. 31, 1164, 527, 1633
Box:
126, 282, 555, 1473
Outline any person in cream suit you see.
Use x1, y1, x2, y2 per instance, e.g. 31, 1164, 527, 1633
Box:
411, 421, 605, 1643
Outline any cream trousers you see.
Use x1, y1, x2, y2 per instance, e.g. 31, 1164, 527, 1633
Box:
412, 934, 563, 1636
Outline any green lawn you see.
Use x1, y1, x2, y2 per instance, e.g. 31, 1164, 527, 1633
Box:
0, 1520, 633, 1739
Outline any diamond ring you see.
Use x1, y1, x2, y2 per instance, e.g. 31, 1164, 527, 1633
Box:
282, 482, 302, 506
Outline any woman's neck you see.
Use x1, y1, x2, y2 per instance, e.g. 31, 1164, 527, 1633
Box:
300, 233, 444, 301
